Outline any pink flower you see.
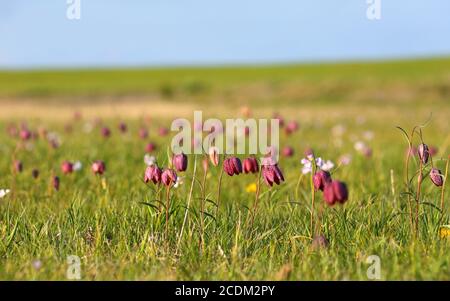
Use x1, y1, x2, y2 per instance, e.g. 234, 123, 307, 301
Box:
145, 142, 156, 153
223, 157, 242, 176
161, 169, 177, 186
172, 153, 188, 172
20, 128, 32, 141
139, 128, 148, 139
262, 164, 284, 187
61, 161, 74, 175
429, 168, 444, 187
285, 121, 299, 135
91, 161, 106, 175
243, 157, 259, 174
158, 127, 169, 137
282, 146, 294, 157
418, 143, 429, 164
144, 165, 162, 184
208, 147, 220, 166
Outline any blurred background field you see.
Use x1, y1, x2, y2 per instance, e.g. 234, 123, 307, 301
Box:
0, 57, 449, 121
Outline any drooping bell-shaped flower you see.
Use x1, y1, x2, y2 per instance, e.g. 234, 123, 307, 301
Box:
223, 157, 242, 176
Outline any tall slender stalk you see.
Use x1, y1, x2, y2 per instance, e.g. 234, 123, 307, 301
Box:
295, 173, 304, 201
165, 185, 171, 240
200, 155, 208, 252
398, 126, 416, 232
310, 158, 317, 237
216, 167, 224, 216
249, 167, 262, 231
176, 155, 197, 253
441, 156, 449, 213
405, 132, 415, 230
415, 160, 423, 236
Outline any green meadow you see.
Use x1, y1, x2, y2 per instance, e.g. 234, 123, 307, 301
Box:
0, 58, 449, 280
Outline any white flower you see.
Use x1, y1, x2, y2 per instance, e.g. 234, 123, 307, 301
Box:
332, 124, 346, 137
363, 131, 374, 141
173, 176, 184, 188
300, 156, 335, 174
321, 160, 335, 171
300, 156, 313, 174
144, 154, 156, 166
73, 161, 83, 171
0, 189, 11, 198
354, 141, 366, 152
339, 154, 352, 166
83, 122, 93, 133
356, 116, 366, 125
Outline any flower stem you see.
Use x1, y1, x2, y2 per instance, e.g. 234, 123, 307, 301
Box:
216, 167, 224, 217
441, 156, 449, 213
415, 160, 423, 237
165, 185, 171, 241
176, 155, 197, 254
310, 171, 316, 237
310, 157, 317, 237
405, 141, 414, 232
249, 168, 262, 231
295, 173, 304, 201
200, 156, 207, 252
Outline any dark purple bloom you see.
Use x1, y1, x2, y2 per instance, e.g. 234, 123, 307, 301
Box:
172, 153, 188, 172
313, 170, 332, 191
101, 127, 111, 138
223, 157, 242, 176
53, 176, 60, 191
262, 164, 284, 186
161, 169, 177, 186
118, 122, 127, 133
32, 169, 39, 179
243, 157, 259, 174
14, 160, 23, 173
324, 180, 348, 206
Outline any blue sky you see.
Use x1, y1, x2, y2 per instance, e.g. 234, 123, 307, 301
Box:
1, 0, 450, 69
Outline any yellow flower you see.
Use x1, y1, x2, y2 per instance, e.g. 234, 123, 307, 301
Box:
439, 226, 450, 239
246, 183, 257, 193
101, 178, 107, 190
